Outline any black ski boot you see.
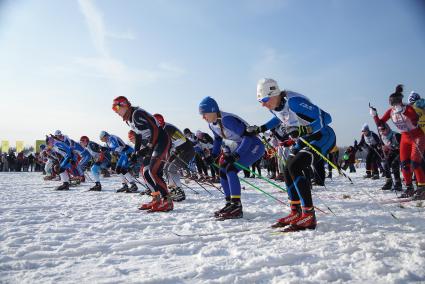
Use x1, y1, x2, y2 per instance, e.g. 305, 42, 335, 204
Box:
381, 178, 393, 190
214, 202, 232, 218
89, 182, 102, 191
56, 182, 70, 191
363, 171, 372, 179
371, 173, 380, 180
398, 184, 415, 198
125, 183, 138, 193
140, 188, 152, 196
413, 186, 425, 200
170, 187, 186, 202
217, 202, 243, 220
116, 183, 129, 193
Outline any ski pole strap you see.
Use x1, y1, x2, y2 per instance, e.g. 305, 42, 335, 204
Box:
299, 137, 353, 184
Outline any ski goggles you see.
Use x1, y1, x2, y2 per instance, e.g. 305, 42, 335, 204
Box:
112, 102, 128, 112
258, 96, 271, 103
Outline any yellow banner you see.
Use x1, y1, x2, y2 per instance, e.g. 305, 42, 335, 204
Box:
16, 141, 24, 153
1, 140, 9, 153
35, 140, 45, 153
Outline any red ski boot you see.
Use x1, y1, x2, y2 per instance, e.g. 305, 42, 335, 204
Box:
282, 207, 317, 232
148, 196, 174, 212
271, 204, 301, 228
138, 192, 160, 210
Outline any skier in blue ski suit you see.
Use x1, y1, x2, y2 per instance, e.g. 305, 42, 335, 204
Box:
100, 131, 137, 192
199, 96, 265, 220
46, 136, 76, 190
79, 136, 111, 191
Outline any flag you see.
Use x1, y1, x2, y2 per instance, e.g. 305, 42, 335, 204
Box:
1, 140, 9, 153
16, 141, 24, 153
35, 140, 45, 153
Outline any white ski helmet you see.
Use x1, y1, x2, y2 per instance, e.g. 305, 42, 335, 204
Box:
256, 78, 281, 102
54, 130, 62, 136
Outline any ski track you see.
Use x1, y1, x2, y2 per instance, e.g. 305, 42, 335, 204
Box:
0, 170, 424, 284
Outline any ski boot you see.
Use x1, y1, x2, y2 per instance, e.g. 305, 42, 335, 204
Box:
413, 186, 425, 200
216, 203, 243, 220
56, 182, 70, 191
140, 188, 152, 196
271, 204, 301, 228
363, 172, 372, 179
381, 178, 393, 190
102, 169, 111, 178
116, 183, 129, 193
398, 184, 415, 198
139, 192, 161, 210
89, 182, 102, 191
170, 187, 186, 202
43, 175, 55, 181
371, 173, 380, 180
282, 207, 317, 232
149, 195, 174, 212
214, 202, 232, 218
125, 183, 138, 193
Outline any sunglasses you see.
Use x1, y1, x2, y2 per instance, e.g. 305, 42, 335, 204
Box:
258, 96, 271, 103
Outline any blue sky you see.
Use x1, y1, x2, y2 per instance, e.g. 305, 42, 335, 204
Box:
0, 0, 424, 147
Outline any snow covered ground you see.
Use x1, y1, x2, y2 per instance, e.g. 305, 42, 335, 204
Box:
0, 169, 424, 284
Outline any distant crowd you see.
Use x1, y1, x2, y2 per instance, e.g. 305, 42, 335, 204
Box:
0, 152, 43, 172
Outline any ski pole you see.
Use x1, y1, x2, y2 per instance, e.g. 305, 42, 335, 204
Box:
310, 166, 337, 216
172, 155, 221, 195
239, 176, 287, 205
232, 162, 288, 193
84, 172, 93, 182
299, 137, 353, 184
164, 163, 200, 195
300, 138, 398, 219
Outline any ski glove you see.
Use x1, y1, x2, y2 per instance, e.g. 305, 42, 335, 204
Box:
245, 125, 267, 136
246, 125, 260, 135
369, 107, 377, 116
289, 125, 312, 138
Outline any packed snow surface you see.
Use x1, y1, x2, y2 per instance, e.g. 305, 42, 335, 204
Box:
0, 170, 424, 284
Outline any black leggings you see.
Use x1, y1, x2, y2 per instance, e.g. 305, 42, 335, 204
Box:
142, 134, 171, 197
283, 150, 317, 207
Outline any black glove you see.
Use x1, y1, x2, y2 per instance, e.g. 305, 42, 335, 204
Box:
130, 152, 138, 163
223, 152, 240, 166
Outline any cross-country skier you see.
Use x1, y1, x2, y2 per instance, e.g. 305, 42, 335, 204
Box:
377, 123, 402, 191
248, 78, 335, 231
46, 136, 76, 190
153, 113, 195, 202
100, 131, 137, 193
371, 85, 425, 200
183, 128, 209, 180
355, 124, 382, 179
199, 96, 265, 220
79, 136, 111, 191
112, 96, 173, 212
